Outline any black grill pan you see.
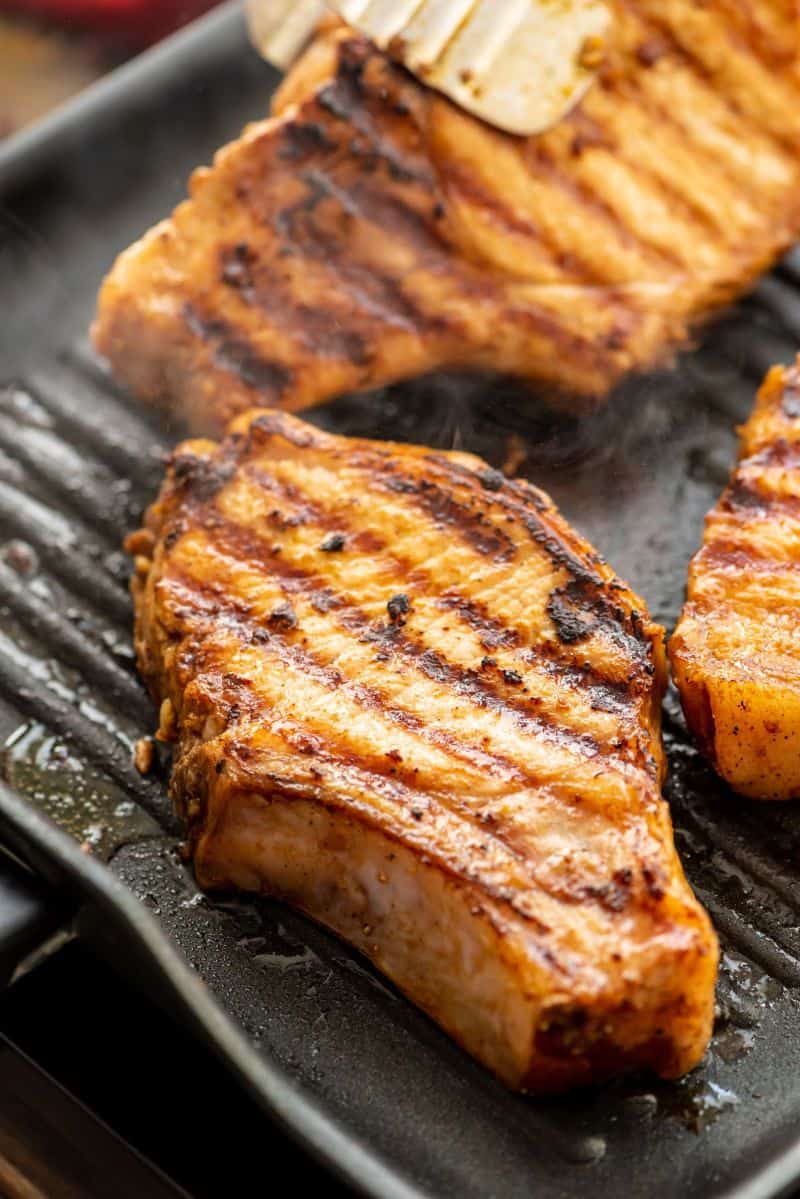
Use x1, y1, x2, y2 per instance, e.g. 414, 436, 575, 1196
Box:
3, 5, 800, 1197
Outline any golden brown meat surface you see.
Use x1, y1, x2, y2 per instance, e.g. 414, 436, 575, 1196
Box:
128, 409, 717, 1091
672, 358, 800, 801
94, 5, 800, 434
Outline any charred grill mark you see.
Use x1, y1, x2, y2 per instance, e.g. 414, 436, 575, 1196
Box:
379, 474, 516, 562
167, 569, 657, 932
207, 733, 610, 957
702, 0, 800, 69
545, 581, 654, 676
272, 171, 331, 242
247, 461, 647, 696
613, 4, 797, 153
266, 170, 442, 336
338, 610, 610, 757
748, 439, 800, 473
278, 120, 338, 161
698, 539, 800, 575
523, 137, 686, 272
636, 39, 670, 71
247, 411, 319, 449
182, 514, 656, 779
182, 304, 292, 396
537, 866, 638, 914
419, 452, 609, 589
436, 593, 519, 651
439, 164, 597, 284
238, 438, 653, 687
220, 242, 257, 297
170, 563, 530, 786
722, 476, 780, 516
169, 450, 236, 501
546, 588, 594, 646
589, 125, 730, 245
268, 71, 666, 377
524, 648, 642, 711
604, 66, 778, 218
441, 475, 649, 668
313, 40, 432, 188
545, 575, 650, 663
315, 38, 369, 124
719, 469, 800, 523
268, 141, 618, 367
175, 424, 653, 702
221, 234, 372, 364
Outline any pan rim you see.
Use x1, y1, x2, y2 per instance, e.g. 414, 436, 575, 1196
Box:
0, 780, 423, 1199
0, 6, 798, 1196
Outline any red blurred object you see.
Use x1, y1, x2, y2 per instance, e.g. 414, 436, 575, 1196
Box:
1, 0, 222, 45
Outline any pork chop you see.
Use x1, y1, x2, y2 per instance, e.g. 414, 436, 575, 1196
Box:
672, 357, 800, 800
128, 408, 717, 1090
95, 6, 800, 433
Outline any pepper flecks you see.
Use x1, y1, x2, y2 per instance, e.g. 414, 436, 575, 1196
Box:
387, 593, 411, 624
267, 602, 298, 631
478, 468, 505, 492
320, 532, 347, 553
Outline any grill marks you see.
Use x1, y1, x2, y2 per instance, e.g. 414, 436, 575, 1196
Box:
188, 543, 625, 774
676, 365, 800, 595
671, 360, 800, 799
151, 414, 664, 818
93, 5, 800, 427
379, 471, 517, 563
182, 304, 292, 398
215, 432, 652, 692
436, 1, 799, 287
131, 412, 725, 1089
180, 724, 619, 948
614, 1, 789, 120
168, 513, 641, 781
692, 369, 800, 581
570, 9, 796, 246
158, 577, 661, 919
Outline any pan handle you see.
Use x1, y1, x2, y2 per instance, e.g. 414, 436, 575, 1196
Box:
0, 849, 67, 986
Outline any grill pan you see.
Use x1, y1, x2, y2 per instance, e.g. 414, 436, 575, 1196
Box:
3, 5, 800, 1197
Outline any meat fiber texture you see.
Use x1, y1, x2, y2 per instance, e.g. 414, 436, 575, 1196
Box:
94, 3, 800, 433
127, 408, 718, 1091
672, 357, 800, 801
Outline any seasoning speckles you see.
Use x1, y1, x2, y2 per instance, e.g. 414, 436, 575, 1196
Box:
267, 601, 298, 630
387, 593, 411, 624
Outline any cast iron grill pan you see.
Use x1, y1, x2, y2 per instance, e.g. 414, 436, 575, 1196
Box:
3, 7, 800, 1197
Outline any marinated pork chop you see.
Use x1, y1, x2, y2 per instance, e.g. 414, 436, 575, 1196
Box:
672, 358, 800, 801
128, 409, 717, 1091
94, 6, 800, 434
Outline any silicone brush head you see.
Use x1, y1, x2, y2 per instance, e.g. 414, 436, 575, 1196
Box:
246, 0, 611, 137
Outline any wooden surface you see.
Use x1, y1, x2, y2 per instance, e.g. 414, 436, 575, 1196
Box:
0, 14, 120, 138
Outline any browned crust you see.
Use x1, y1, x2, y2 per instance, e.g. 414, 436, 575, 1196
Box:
671, 357, 800, 800
128, 408, 717, 1090
93, 5, 800, 433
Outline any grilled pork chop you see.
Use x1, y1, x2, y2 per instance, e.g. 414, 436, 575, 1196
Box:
672, 357, 800, 801
128, 409, 717, 1091
94, 6, 800, 434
